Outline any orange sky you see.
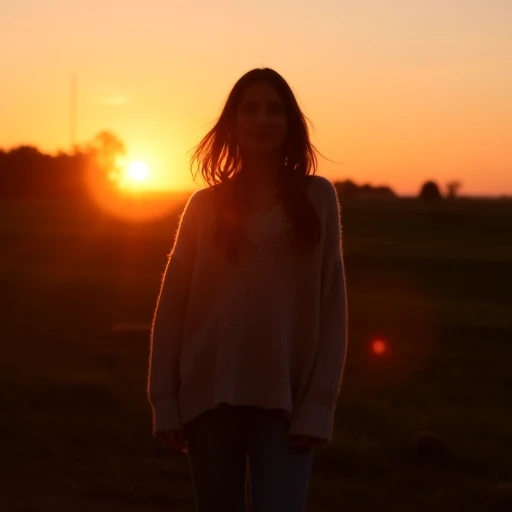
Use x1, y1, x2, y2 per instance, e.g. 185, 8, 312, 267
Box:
2, 0, 511, 196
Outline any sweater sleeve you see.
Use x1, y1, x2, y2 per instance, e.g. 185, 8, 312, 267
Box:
147, 192, 199, 435
289, 181, 348, 443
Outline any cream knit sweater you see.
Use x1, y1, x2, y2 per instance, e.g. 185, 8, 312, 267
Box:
148, 175, 347, 443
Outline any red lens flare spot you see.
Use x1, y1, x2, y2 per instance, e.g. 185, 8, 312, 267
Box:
372, 339, 387, 355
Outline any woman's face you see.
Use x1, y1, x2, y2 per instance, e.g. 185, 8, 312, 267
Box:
234, 81, 288, 155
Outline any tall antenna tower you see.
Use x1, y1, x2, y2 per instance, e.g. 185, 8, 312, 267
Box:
70, 74, 77, 152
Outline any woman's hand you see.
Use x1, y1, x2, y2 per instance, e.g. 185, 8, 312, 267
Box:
288, 434, 324, 451
155, 429, 188, 454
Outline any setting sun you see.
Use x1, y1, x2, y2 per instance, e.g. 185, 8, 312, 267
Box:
115, 160, 153, 191
127, 161, 150, 182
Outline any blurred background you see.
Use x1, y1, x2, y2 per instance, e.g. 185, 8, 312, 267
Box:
1, 1, 511, 510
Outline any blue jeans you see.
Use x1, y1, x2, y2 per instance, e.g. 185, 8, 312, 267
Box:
183, 404, 315, 512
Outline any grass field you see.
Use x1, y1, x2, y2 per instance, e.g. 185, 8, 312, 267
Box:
1, 195, 511, 511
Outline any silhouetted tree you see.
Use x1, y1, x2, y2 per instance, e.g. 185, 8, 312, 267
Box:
419, 181, 442, 201
0, 145, 49, 198
446, 180, 462, 199
335, 180, 359, 199
0, 130, 126, 200
334, 180, 397, 199
86, 131, 126, 184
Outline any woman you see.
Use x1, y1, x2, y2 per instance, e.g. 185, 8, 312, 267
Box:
148, 67, 347, 512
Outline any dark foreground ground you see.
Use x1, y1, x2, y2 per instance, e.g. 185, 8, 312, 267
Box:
1, 195, 511, 511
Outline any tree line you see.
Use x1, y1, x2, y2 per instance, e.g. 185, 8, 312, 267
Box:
0, 131, 460, 201
0, 131, 125, 200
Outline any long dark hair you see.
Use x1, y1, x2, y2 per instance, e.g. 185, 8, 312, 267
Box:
190, 68, 321, 262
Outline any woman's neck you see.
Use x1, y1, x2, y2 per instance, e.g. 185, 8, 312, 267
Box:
240, 153, 280, 188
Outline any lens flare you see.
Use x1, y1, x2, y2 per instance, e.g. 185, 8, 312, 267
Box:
372, 339, 387, 356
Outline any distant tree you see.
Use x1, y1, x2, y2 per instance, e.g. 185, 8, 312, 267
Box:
419, 180, 442, 201
334, 179, 397, 200
0, 145, 89, 199
335, 180, 359, 199
0, 130, 127, 201
446, 180, 462, 199
358, 183, 397, 199
86, 130, 126, 183
1, 146, 47, 198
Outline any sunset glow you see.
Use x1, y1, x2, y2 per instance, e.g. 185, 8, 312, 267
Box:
3, 1, 512, 196
115, 159, 173, 192
116, 160, 152, 190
